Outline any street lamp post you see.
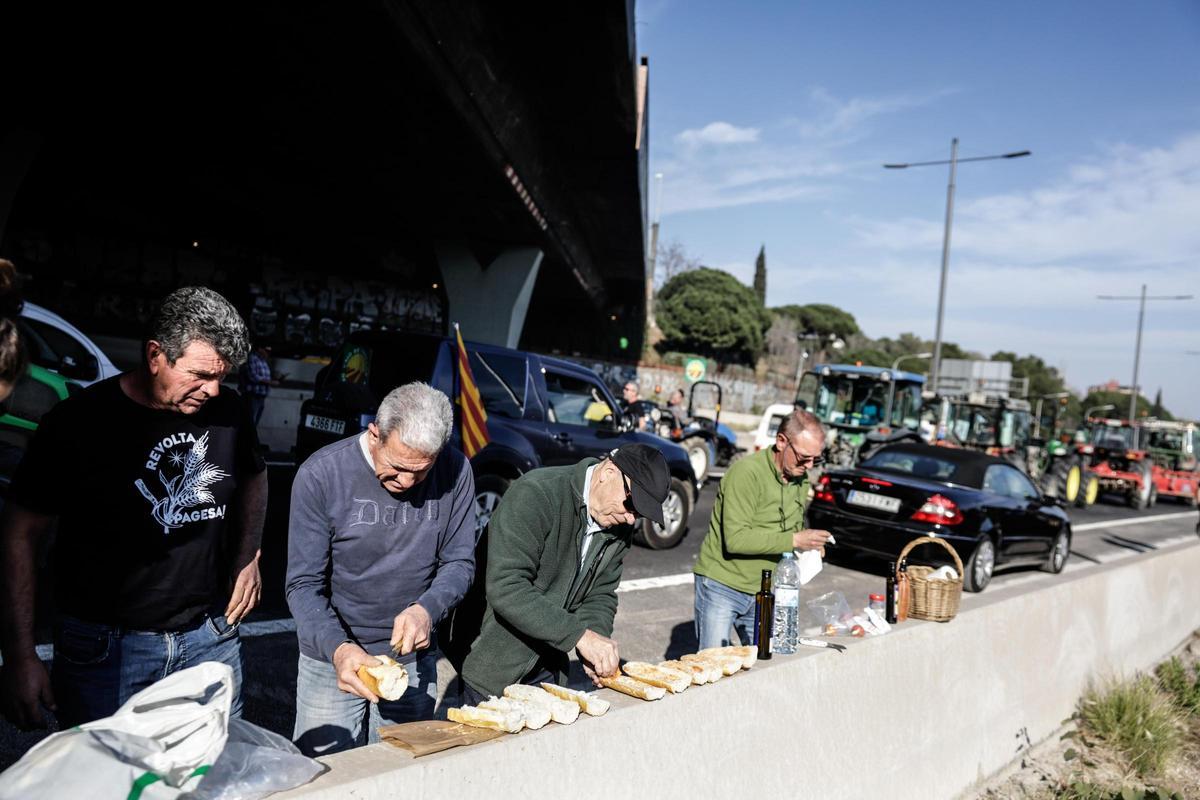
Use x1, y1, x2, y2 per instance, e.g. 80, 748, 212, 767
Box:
884, 141, 1031, 395
1097, 286, 1193, 428
891, 351, 933, 372
1084, 403, 1115, 421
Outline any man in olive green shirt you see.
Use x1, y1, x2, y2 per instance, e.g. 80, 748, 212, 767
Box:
693, 409, 831, 648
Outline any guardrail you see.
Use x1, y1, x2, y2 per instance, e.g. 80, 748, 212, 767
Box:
277, 538, 1200, 800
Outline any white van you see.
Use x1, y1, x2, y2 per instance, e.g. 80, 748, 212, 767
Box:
18, 302, 121, 386
752, 403, 796, 452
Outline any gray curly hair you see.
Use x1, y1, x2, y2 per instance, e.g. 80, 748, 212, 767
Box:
146, 286, 250, 368
376, 382, 453, 455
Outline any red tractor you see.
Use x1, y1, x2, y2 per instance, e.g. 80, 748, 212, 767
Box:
1141, 420, 1199, 507
1076, 419, 1156, 509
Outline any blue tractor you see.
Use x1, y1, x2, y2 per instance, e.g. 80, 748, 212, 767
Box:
794, 364, 927, 467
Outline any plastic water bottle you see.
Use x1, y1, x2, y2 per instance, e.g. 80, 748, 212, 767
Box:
772, 552, 802, 654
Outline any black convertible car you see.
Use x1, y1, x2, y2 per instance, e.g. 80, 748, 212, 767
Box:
807, 443, 1072, 592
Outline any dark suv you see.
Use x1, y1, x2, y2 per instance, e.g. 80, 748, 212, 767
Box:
296, 331, 700, 549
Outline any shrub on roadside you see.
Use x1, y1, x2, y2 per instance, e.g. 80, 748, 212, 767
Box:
1155, 657, 1200, 715
1079, 676, 1183, 777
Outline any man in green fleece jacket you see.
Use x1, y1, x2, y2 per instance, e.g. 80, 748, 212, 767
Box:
693, 409, 831, 649
460, 444, 670, 702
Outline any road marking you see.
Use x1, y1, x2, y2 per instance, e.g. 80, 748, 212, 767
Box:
616, 573, 695, 593
1072, 510, 1196, 532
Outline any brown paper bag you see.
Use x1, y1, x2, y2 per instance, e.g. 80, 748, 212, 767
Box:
379, 720, 505, 757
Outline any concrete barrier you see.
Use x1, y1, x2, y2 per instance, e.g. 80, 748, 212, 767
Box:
276, 539, 1200, 800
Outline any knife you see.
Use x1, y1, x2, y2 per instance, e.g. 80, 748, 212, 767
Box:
798, 638, 846, 653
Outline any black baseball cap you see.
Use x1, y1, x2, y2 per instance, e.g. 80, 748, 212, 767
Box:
609, 444, 671, 526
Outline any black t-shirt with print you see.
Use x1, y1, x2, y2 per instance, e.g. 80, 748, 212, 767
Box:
9, 376, 265, 630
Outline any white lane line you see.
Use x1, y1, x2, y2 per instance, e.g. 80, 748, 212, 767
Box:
1072, 511, 1196, 532
616, 573, 695, 593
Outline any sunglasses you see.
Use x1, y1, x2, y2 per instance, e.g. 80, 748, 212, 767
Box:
784, 438, 825, 468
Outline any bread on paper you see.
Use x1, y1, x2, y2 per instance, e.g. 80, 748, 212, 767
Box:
448, 704, 525, 733
356, 654, 409, 701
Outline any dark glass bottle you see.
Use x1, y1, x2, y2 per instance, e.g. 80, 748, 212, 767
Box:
755, 569, 774, 660
886, 561, 898, 624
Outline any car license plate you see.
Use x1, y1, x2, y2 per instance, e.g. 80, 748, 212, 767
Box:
847, 489, 901, 514
305, 414, 346, 435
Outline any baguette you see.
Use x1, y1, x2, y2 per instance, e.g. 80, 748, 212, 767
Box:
355, 654, 409, 701
503, 684, 580, 724
660, 659, 718, 685
621, 661, 691, 694
596, 674, 667, 701
699, 645, 758, 670
539, 682, 610, 717
479, 696, 551, 730
680, 652, 742, 675
447, 704, 524, 733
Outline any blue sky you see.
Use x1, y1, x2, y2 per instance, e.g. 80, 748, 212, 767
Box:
638, 0, 1200, 419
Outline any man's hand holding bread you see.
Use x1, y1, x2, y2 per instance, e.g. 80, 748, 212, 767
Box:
575, 629, 619, 687
333, 642, 383, 702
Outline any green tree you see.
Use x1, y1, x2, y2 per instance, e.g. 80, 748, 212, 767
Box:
989, 351, 1070, 400
772, 303, 860, 339
840, 347, 892, 368
1080, 390, 1170, 421
657, 267, 772, 364
753, 245, 766, 306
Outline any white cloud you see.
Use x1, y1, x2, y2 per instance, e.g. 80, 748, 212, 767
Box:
656, 89, 950, 215
854, 134, 1200, 270
675, 121, 761, 148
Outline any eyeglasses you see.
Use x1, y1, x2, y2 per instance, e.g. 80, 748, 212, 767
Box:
783, 437, 825, 468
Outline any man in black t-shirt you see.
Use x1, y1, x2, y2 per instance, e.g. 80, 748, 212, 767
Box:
0, 287, 268, 730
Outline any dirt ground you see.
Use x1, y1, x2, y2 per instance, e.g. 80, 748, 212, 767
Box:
972, 631, 1200, 800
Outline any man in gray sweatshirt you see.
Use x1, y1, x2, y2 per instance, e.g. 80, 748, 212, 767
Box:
286, 382, 475, 756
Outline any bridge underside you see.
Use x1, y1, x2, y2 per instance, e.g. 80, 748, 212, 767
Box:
0, 0, 648, 358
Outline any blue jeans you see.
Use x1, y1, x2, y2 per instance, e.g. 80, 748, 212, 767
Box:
293, 650, 439, 757
694, 574, 757, 650
52, 612, 243, 728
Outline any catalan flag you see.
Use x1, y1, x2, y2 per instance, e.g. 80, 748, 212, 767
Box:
455, 323, 490, 458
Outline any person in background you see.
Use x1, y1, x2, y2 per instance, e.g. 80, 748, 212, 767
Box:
0, 286, 266, 730
667, 387, 688, 423
621, 380, 650, 431
238, 340, 281, 426
692, 409, 831, 649
0, 259, 27, 407
287, 382, 475, 756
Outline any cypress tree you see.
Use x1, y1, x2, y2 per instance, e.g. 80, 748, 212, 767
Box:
753, 245, 766, 305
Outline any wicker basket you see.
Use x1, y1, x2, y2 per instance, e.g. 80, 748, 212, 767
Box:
897, 536, 964, 623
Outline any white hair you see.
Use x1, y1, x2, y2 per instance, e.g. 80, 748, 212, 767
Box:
375, 382, 453, 455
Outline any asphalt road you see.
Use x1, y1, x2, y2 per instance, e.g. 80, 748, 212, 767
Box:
1, 464, 1196, 770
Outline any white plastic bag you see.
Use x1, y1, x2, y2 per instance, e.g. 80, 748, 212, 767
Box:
183, 718, 324, 800
0, 662, 234, 799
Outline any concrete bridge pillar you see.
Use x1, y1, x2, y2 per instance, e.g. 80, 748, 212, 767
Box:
436, 242, 543, 348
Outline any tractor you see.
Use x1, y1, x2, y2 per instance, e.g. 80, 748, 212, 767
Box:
937, 394, 1096, 507
1075, 418, 1156, 509
628, 380, 742, 482
1140, 419, 1199, 507
794, 363, 927, 467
